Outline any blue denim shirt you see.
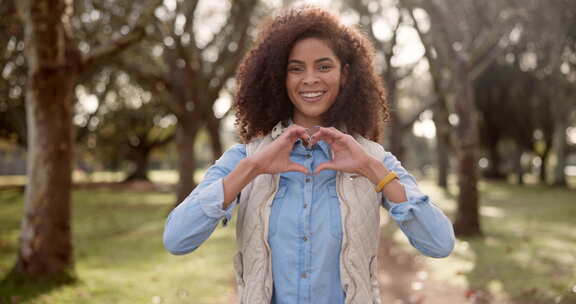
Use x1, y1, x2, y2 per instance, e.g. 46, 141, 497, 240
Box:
163, 140, 455, 304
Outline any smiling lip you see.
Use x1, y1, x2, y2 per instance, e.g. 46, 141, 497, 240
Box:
299, 90, 326, 102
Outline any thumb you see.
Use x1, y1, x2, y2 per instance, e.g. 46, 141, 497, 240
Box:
314, 161, 336, 174
287, 162, 310, 175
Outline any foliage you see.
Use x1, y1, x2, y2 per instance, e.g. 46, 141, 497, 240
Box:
80, 70, 175, 176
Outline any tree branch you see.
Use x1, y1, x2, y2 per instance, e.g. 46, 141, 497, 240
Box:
81, 0, 163, 70
115, 60, 170, 91
83, 30, 146, 69
470, 18, 520, 80
211, 0, 259, 92
401, 96, 437, 131
150, 130, 175, 148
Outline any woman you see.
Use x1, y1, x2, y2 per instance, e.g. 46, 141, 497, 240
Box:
163, 6, 455, 304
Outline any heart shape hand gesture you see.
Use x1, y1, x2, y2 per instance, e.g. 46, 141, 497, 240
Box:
307, 127, 374, 175
249, 125, 376, 177
249, 125, 311, 175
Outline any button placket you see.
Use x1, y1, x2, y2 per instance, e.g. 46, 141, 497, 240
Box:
302, 151, 313, 301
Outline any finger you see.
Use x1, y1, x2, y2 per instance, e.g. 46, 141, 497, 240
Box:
314, 161, 337, 174
310, 127, 341, 145
284, 126, 308, 142
286, 124, 307, 134
286, 162, 310, 175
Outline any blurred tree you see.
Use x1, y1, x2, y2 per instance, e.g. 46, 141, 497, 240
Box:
0, 1, 26, 147
118, 0, 260, 203
11, 0, 161, 280
344, 0, 432, 162
402, 0, 523, 236
404, 7, 454, 189
553, 1, 576, 186
86, 70, 175, 182
473, 0, 576, 186
475, 62, 537, 183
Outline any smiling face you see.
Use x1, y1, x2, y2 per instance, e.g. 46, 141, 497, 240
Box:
286, 37, 346, 128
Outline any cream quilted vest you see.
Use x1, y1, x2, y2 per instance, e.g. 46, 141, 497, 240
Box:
233, 122, 386, 304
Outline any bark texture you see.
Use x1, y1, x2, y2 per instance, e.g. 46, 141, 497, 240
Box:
14, 0, 78, 278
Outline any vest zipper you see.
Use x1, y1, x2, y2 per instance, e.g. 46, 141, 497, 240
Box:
337, 172, 358, 302
258, 174, 280, 302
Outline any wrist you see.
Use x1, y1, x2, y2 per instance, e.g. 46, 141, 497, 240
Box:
240, 156, 262, 178
359, 156, 390, 185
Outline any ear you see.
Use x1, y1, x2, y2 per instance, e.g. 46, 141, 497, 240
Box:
340, 63, 349, 87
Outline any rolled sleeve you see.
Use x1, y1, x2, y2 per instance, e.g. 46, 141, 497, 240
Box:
198, 177, 238, 221
163, 144, 246, 255
380, 151, 455, 258
388, 194, 430, 222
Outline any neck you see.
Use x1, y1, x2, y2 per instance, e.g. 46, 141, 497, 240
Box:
292, 115, 323, 129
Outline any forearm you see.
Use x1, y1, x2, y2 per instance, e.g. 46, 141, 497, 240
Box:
392, 198, 455, 258
163, 196, 222, 255
359, 156, 407, 203
163, 143, 247, 254
369, 151, 455, 257
222, 157, 260, 209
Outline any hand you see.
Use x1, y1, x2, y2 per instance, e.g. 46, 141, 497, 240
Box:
248, 125, 310, 175
309, 127, 379, 177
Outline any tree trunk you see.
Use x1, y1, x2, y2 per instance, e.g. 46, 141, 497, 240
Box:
486, 136, 505, 179
13, 0, 77, 280
452, 66, 482, 237
386, 78, 406, 162
433, 98, 451, 189
175, 119, 201, 204
388, 113, 405, 163
539, 149, 549, 184
206, 116, 224, 162
514, 144, 524, 185
124, 146, 151, 182
436, 133, 450, 189
552, 117, 568, 187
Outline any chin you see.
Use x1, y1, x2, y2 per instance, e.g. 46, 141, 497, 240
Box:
299, 108, 326, 120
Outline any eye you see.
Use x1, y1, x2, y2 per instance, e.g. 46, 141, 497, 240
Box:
318, 64, 333, 71
288, 66, 304, 73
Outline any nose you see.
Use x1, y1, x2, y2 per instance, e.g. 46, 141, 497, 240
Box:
303, 70, 319, 85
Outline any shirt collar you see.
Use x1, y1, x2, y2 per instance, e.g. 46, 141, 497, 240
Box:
270, 120, 333, 159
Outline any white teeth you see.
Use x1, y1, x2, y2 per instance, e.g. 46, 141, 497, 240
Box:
301, 91, 324, 98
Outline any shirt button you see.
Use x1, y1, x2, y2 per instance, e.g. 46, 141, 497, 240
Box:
301, 272, 308, 279
303, 236, 308, 241
305, 178, 310, 183
303, 203, 308, 209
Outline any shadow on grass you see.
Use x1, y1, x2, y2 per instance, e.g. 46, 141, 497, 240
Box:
0, 185, 241, 303
417, 178, 576, 304
463, 232, 576, 304
0, 269, 77, 303
461, 182, 576, 303
0, 188, 178, 303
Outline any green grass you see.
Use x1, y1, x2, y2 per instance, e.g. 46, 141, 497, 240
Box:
0, 170, 204, 186
1, 177, 575, 303
0, 187, 237, 304
392, 179, 576, 304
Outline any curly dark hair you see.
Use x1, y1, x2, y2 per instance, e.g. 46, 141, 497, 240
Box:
233, 5, 389, 143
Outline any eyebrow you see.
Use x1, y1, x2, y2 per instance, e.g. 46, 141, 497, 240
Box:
288, 57, 334, 65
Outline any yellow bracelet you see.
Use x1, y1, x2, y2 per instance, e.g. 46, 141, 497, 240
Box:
374, 171, 398, 192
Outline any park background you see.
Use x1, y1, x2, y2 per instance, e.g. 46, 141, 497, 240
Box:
1, 0, 575, 303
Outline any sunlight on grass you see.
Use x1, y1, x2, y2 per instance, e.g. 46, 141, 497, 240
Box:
402, 179, 576, 303
2, 176, 576, 303
0, 188, 237, 304
0, 169, 204, 186
149, 169, 207, 184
